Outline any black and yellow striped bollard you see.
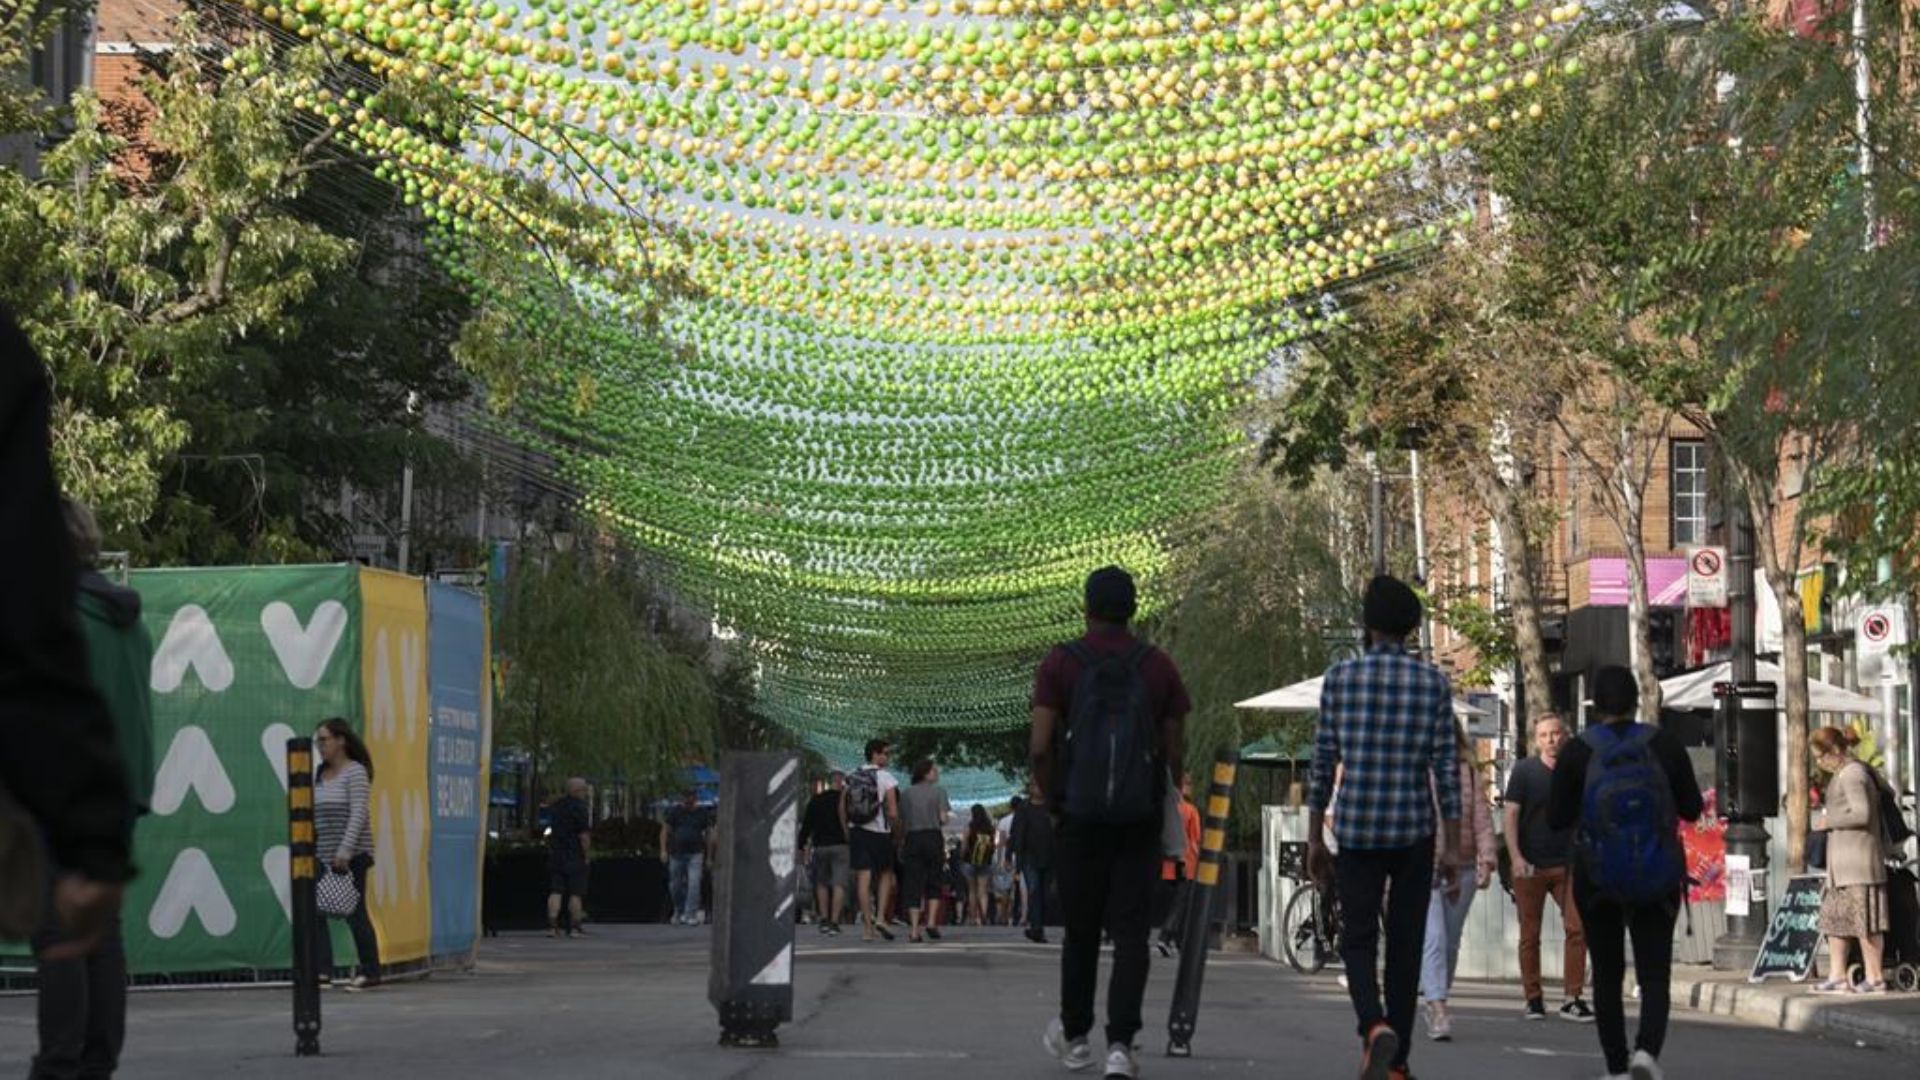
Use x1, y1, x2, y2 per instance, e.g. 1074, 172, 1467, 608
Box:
287, 736, 322, 1056
1166, 747, 1239, 1058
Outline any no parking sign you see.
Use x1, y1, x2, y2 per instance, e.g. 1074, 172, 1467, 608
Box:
1687, 546, 1728, 609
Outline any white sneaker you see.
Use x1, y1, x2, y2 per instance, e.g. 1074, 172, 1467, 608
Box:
1043, 1018, 1095, 1072
1425, 1001, 1452, 1041
1629, 1049, 1664, 1080
1103, 1044, 1139, 1079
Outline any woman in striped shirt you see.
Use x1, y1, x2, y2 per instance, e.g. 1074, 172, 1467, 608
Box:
313, 717, 380, 990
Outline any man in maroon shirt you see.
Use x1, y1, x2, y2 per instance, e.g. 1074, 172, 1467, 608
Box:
1030, 566, 1190, 1080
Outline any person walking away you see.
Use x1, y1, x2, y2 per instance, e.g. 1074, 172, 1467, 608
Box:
0, 302, 136, 974
1547, 666, 1703, 1080
899, 759, 953, 942
661, 788, 711, 927
1810, 726, 1892, 994
312, 718, 381, 989
547, 778, 592, 934
964, 804, 996, 925
842, 739, 901, 941
1032, 565, 1190, 1080
31, 500, 153, 1080
1421, 718, 1498, 1041
1155, 774, 1202, 958
800, 771, 851, 935
1013, 781, 1058, 943
998, 798, 1024, 925
1306, 575, 1462, 1080
1505, 713, 1593, 1022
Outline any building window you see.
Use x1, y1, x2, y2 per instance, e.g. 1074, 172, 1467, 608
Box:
1566, 453, 1582, 555
1671, 440, 1708, 548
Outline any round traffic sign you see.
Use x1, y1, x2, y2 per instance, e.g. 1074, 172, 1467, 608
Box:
1863, 611, 1893, 644
1690, 548, 1723, 577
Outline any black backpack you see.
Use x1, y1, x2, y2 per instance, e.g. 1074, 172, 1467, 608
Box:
844, 768, 883, 827
1055, 641, 1161, 824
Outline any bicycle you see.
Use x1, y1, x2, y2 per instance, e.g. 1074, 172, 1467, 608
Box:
1276, 841, 1343, 975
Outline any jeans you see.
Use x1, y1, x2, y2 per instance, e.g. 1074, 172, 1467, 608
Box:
314, 853, 381, 983
1579, 889, 1678, 1075
1057, 815, 1159, 1047
670, 853, 705, 919
1335, 840, 1434, 1070
1514, 864, 1586, 1002
1420, 878, 1478, 1003
1023, 866, 1051, 931
31, 918, 125, 1079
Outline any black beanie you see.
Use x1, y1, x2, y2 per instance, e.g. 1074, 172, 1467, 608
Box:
1362, 575, 1422, 637
1592, 665, 1639, 718
1085, 565, 1138, 624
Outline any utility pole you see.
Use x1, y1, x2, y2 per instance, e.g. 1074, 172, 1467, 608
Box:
1368, 451, 1387, 576
1714, 496, 1770, 971
1411, 449, 1434, 660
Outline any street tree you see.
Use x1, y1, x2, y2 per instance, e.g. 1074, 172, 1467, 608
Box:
1478, 4, 1920, 866
0, 18, 355, 534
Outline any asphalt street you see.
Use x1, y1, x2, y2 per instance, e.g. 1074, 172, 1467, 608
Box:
0, 925, 1907, 1079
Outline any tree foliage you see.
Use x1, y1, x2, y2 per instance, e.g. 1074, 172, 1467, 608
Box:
492, 541, 718, 808
0, 17, 357, 534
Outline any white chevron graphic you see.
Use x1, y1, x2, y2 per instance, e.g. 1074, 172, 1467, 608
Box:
260, 723, 296, 792
400, 631, 422, 743
260, 600, 347, 690
149, 606, 233, 693
373, 791, 399, 907
151, 726, 235, 816
148, 849, 237, 939
403, 789, 428, 902
370, 629, 395, 741
263, 845, 291, 921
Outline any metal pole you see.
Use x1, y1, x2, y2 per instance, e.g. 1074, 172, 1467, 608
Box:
1852, 0, 1874, 247
1411, 449, 1433, 660
1368, 452, 1386, 576
1715, 497, 1768, 970
1166, 748, 1240, 1058
287, 737, 322, 1056
396, 458, 414, 575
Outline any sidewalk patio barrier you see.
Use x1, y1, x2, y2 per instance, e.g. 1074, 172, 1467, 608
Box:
1260, 806, 1792, 981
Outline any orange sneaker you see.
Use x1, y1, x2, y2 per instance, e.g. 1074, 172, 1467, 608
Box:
1359, 1021, 1399, 1080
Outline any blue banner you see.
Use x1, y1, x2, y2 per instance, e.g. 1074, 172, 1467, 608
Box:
426, 584, 489, 959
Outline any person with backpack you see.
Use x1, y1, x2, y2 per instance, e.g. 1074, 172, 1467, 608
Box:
1031, 566, 1190, 1080
963, 804, 996, 925
1809, 725, 1897, 994
1307, 575, 1462, 1080
840, 738, 901, 941
1547, 666, 1703, 1080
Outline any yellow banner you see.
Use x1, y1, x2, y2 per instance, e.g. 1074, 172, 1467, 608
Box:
358, 569, 432, 965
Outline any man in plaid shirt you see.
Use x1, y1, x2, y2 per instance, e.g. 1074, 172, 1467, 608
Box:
1308, 576, 1462, 1080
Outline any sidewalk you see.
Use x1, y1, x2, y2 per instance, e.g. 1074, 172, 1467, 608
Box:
1672, 965, 1920, 1055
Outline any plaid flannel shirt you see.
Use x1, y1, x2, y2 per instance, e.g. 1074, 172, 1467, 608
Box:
1307, 642, 1461, 851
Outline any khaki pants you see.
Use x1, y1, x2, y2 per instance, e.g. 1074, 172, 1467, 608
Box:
1514, 864, 1586, 1003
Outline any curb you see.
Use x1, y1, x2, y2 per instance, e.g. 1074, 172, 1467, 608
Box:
1675, 976, 1920, 1057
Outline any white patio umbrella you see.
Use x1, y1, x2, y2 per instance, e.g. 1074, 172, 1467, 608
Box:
1235, 675, 1491, 718
1658, 660, 1883, 716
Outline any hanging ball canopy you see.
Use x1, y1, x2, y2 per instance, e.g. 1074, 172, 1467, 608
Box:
232, 0, 1578, 795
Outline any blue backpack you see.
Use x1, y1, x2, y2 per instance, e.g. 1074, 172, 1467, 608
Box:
1577, 723, 1685, 906
1057, 641, 1161, 825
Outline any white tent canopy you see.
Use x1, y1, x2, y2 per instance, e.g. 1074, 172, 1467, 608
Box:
1658, 660, 1883, 716
1236, 675, 1492, 718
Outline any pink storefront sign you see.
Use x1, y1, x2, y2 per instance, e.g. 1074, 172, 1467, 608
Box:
1586, 556, 1690, 607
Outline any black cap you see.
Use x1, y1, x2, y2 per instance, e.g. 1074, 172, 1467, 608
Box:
1085, 565, 1137, 624
1362, 575, 1422, 637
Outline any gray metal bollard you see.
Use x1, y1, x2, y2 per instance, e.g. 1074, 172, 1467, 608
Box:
710, 751, 803, 1048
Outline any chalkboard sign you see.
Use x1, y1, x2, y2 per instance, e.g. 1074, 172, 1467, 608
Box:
1748, 874, 1826, 983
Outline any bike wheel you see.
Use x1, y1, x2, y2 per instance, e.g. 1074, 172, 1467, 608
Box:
1282, 885, 1328, 975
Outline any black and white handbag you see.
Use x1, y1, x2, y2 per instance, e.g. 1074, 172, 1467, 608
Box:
317, 867, 360, 917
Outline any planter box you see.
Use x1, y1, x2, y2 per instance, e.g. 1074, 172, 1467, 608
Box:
483, 850, 671, 932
